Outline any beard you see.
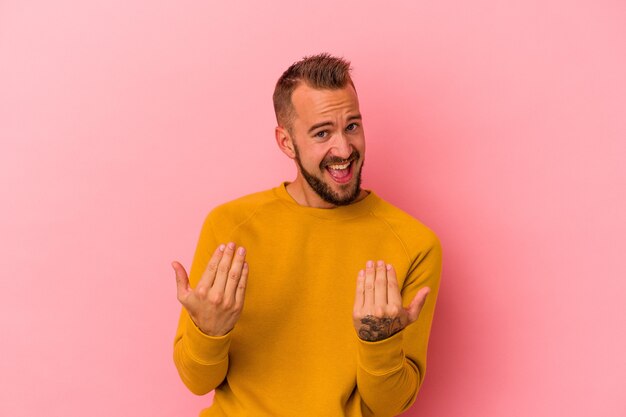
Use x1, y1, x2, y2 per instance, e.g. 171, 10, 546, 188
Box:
293, 142, 364, 206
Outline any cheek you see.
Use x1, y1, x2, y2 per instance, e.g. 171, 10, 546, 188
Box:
316, 152, 330, 169
354, 137, 366, 155
300, 147, 328, 170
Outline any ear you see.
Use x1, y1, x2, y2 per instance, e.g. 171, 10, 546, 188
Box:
275, 126, 296, 159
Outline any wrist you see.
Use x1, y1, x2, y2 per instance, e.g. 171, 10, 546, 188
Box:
189, 316, 232, 337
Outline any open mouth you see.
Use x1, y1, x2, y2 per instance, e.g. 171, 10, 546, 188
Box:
325, 159, 354, 184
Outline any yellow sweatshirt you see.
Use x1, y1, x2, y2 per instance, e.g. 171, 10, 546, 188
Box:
174, 183, 442, 417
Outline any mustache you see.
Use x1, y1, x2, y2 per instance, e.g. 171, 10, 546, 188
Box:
321, 150, 360, 169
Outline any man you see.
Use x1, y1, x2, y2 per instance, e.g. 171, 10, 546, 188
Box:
172, 53, 441, 417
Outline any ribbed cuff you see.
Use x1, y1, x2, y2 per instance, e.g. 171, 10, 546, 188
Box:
356, 331, 405, 375
183, 315, 232, 365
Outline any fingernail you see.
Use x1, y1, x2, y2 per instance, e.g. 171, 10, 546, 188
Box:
386, 264, 392, 270
237, 247, 246, 256
218, 244, 225, 252
358, 269, 365, 277
227, 242, 235, 250
377, 260, 384, 267
366, 260, 373, 268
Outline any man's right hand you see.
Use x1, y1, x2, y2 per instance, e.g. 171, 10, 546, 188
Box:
172, 242, 248, 337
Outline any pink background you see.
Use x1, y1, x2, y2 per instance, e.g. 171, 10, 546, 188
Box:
1, 1, 625, 416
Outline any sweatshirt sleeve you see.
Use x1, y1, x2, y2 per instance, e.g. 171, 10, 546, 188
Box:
356, 232, 442, 416
173, 213, 231, 395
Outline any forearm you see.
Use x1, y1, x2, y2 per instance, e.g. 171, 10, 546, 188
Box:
356, 332, 421, 417
173, 312, 231, 395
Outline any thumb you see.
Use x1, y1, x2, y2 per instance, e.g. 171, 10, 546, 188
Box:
406, 287, 431, 324
172, 261, 190, 301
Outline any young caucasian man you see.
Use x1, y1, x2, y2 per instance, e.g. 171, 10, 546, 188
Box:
172, 53, 442, 417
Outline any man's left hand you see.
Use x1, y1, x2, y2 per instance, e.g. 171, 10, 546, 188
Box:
353, 260, 430, 342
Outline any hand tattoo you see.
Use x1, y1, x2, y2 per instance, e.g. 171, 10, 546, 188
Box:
358, 315, 403, 342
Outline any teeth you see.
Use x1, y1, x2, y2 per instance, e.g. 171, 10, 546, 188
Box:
328, 162, 351, 170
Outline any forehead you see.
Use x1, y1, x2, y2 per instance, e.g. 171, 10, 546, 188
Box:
291, 84, 360, 124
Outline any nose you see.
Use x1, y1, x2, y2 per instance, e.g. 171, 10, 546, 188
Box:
331, 132, 353, 159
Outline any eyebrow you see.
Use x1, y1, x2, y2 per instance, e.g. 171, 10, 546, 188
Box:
308, 121, 333, 135
307, 114, 362, 134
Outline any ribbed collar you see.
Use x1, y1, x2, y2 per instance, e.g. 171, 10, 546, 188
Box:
272, 182, 381, 220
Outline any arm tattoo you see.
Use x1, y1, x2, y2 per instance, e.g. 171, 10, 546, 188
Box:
358, 315, 403, 342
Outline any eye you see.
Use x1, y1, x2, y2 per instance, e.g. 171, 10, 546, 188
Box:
314, 130, 328, 139
346, 123, 359, 132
